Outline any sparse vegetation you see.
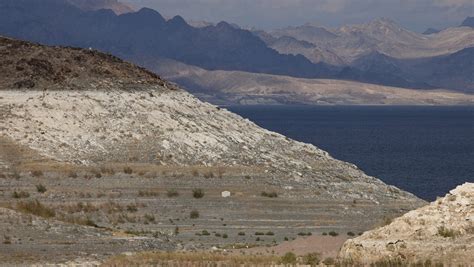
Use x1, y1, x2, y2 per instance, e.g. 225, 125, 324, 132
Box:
265, 231, 275, 236
323, 257, 335, 265
12, 190, 30, 198
203, 171, 214, 179
302, 253, 321, 266
143, 214, 156, 223
190, 210, 200, 219
138, 190, 159, 197
166, 189, 179, 197
16, 200, 55, 218
123, 166, 133, 174
31, 170, 43, 177
36, 184, 47, 193
3, 235, 12, 245
328, 231, 339, 237
192, 189, 204, 199
102, 251, 280, 266
238, 232, 245, 236
298, 232, 312, 236
261, 191, 278, 198
347, 231, 355, 236
280, 252, 297, 264
126, 204, 138, 212
438, 226, 457, 238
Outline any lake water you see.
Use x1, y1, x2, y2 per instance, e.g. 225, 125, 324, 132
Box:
227, 105, 474, 201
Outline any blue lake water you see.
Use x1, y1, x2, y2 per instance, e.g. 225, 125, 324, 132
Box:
227, 105, 474, 201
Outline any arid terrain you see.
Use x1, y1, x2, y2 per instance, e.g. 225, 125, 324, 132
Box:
148, 58, 474, 105
339, 183, 473, 266
0, 37, 428, 265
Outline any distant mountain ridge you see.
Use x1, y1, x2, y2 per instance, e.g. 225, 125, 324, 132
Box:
462, 17, 474, 27
67, 0, 133, 14
263, 18, 474, 64
0, 0, 335, 80
0, 0, 472, 99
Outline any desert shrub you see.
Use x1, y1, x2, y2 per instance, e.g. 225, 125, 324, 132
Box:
215, 233, 222, 237
174, 226, 179, 235
68, 171, 78, 178
382, 217, 393, 226
322, 232, 328, 236
347, 231, 355, 237
16, 200, 55, 218
36, 184, 47, 193
191, 169, 199, 177
255, 232, 265, 236
126, 204, 138, 212
3, 235, 11, 244
166, 189, 179, 197
265, 231, 275, 236
280, 252, 297, 264
261, 191, 278, 198
284, 237, 289, 241
302, 253, 321, 266
9, 172, 21, 179
63, 216, 98, 227
238, 232, 246, 236
298, 232, 312, 236
123, 167, 133, 174
12, 191, 30, 198
192, 189, 204, 199
328, 231, 339, 237
190, 210, 200, 219
201, 230, 210, 236
217, 168, 225, 178
31, 170, 43, 177
323, 257, 335, 265
203, 171, 214, 179
138, 190, 159, 197
94, 172, 102, 178
222, 233, 228, 238
438, 226, 457, 238
143, 214, 156, 223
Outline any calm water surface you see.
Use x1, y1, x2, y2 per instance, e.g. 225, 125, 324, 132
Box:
227, 105, 474, 201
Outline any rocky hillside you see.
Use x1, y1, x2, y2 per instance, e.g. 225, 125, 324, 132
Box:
339, 183, 474, 265
0, 37, 164, 91
0, 37, 424, 264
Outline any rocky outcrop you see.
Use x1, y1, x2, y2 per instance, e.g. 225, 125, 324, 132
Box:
339, 183, 474, 265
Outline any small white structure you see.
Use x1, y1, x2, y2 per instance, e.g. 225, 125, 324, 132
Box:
221, 191, 231, 198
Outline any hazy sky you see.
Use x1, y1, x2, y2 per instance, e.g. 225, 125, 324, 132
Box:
125, 0, 474, 32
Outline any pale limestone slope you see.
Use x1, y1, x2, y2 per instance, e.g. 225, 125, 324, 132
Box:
339, 183, 474, 265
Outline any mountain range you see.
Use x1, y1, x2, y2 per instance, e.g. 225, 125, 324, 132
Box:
67, 0, 134, 14
0, 0, 473, 104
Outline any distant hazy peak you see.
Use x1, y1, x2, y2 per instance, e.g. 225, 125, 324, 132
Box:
461, 17, 474, 28
423, 28, 441, 35
67, 0, 133, 15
